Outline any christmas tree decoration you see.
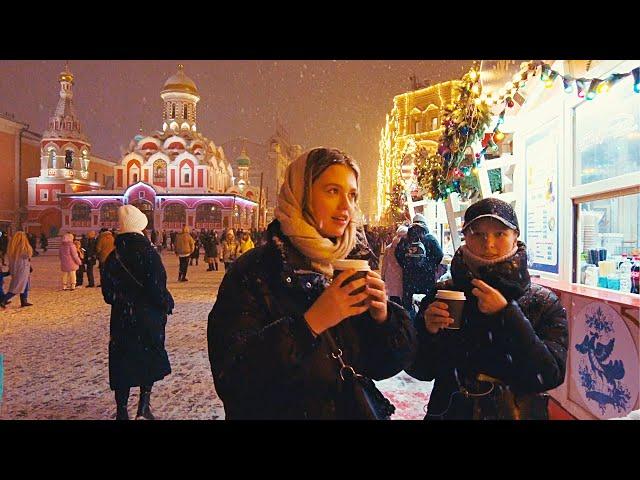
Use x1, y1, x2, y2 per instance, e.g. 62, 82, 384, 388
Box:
385, 181, 409, 223
414, 64, 492, 200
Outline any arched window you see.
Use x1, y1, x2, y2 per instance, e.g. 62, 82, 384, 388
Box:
195, 203, 222, 229
163, 203, 186, 229
100, 202, 119, 227
48, 149, 56, 168
71, 202, 91, 226
181, 165, 192, 185
129, 165, 140, 185
183, 104, 188, 119
153, 159, 167, 185
172, 104, 176, 118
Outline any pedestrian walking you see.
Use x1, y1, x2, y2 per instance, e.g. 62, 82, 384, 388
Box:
204, 231, 219, 271
83, 231, 98, 287
0, 232, 33, 308
174, 226, 195, 281
395, 214, 444, 315
381, 225, 408, 306
96, 228, 115, 286
220, 230, 239, 272
59, 233, 82, 290
40, 232, 48, 253
74, 237, 86, 287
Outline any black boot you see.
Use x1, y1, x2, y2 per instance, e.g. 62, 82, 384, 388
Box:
115, 388, 130, 420
136, 385, 155, 420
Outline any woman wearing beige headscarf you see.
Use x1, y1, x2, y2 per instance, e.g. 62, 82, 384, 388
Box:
207, 147, 416, 419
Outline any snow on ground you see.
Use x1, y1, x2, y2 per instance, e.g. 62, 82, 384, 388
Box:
0, 251, 431, 420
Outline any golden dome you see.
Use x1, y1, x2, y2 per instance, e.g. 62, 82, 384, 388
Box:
161, 64, 198, 95
59, 62, 74, 83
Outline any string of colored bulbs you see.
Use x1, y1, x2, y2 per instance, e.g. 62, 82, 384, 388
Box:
474, 61, 640, 161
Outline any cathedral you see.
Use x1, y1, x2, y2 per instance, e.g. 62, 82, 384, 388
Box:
28, 64, 261, 234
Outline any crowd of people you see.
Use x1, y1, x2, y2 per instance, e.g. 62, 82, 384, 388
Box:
1, 147, 576, 421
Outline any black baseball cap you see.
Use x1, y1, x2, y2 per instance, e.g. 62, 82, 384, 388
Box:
462, 198, 519, 233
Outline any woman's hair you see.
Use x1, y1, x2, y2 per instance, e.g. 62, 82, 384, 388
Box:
8, 231, 33, 260
302, 147, 361, 221
182, 225, 190, 234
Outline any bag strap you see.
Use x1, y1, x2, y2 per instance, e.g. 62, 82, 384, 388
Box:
114, 251, 144, 289
322, 330, 358, 381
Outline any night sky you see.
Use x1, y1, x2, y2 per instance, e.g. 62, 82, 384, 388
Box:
0, 60, 473, 217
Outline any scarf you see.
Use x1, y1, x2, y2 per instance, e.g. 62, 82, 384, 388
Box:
274, 150, 357, 277
451, 241, 531, 303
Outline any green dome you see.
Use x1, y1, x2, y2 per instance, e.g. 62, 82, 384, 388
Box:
236, 149, 250, 166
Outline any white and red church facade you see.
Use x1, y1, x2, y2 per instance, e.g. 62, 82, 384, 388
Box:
27, 64, 260, 235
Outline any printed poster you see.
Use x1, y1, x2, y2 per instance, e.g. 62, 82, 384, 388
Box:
525, 121, 559, 274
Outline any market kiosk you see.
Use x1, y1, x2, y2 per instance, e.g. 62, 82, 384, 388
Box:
509, 60, 639, 419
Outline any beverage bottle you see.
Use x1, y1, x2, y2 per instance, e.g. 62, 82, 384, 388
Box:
619, 256, 632, 293
631, 256, 640, 295
618, 253, 628, 270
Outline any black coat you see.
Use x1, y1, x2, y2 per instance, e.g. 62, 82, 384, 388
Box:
101, 233, 174, 390
406, 242, 568, 419
203, 236, 219, 257
395, 224, 444, 308
83, 237, 97, 265
207, 220, 417, 419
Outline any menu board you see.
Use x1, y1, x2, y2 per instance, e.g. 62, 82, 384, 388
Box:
525, 120, 559, 274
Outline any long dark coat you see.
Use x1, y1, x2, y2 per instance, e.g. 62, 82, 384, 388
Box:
207, 220, 417, 419
101, 233, 174, 390
395, 224, 444, 309
406, 242, 568, 419
203, 236, 218, 258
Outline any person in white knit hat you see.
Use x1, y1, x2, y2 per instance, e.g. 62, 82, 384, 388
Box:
100, 204, 174, 420
117, 204, 148, 235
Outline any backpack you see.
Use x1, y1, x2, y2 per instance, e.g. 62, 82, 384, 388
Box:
405, 238, 427, 268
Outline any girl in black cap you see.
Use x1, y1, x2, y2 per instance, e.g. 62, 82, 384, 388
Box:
406, 198, 568, 419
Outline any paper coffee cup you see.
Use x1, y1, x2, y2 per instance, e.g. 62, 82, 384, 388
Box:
333, 259, 370, 306
435, 290, 466, 329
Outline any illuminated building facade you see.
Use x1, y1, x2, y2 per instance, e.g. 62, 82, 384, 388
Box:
376, 80, 459, 224
58, 64, 256, 234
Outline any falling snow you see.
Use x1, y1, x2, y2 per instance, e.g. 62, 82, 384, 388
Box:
0, 252, 432, 420
0, 60, 473, 219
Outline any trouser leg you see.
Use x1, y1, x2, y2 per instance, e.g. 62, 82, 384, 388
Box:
115, 388, 130, 420
86, 264, 95, 286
